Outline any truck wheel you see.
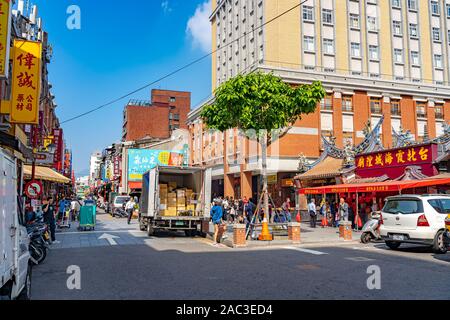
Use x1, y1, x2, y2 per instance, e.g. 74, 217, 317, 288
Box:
185, 230, 197, 237
17, 264, 32, 300
147, 224, 154, 236
432, 230, 448, 254
139, 217, 146, 231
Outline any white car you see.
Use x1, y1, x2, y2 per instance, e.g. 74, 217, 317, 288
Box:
380, 194, 450, 254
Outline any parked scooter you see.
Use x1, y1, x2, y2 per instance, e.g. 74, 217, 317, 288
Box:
27, 223, 50, 265
112, 204, 127, 218
360, 211, 382, 244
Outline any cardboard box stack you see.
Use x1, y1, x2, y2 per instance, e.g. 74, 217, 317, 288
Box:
159, 184, 168, 215
185, 189, 195, 214
166, 192, 177, 216
168, 181, 177, 192
176, 189, 186, 211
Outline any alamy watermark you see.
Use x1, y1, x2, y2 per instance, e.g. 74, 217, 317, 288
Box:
66, 5, 81, 30
366, 265, 381, 290
66, 265, 81, 290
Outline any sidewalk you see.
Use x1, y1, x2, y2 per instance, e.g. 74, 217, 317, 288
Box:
218, 222, 361, 248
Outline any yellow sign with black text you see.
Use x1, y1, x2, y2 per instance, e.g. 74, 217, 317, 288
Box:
0, 0, 12, 78
10, 40, 42, 124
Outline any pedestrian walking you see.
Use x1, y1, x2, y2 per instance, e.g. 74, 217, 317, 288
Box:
43, 197, 59, 243
70, 197, 81, 222
211, 199, 224, 245
281, 198, 292, 222
339, 197, 349, 223
125, 197, 135, 224
308, 198, 317, 228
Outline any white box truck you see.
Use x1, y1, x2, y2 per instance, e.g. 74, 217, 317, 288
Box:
138, 166, 211, 237
0, 147, 32, 300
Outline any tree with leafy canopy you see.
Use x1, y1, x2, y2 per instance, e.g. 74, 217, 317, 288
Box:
201, 72, 325, 224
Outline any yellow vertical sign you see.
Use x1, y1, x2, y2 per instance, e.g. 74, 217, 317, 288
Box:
0, 0, 11, 78
10, 40, 42, 124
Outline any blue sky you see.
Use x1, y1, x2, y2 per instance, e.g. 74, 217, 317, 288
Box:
28, 0, 212, 175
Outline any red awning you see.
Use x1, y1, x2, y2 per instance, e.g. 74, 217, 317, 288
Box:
299, 178, 450, 195
128, 181, 142, 189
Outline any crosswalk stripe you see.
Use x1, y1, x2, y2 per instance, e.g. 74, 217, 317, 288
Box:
284, 247, 328, 255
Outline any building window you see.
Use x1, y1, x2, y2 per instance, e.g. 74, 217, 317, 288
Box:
407, 0, 417, 11
432, 28, 441, 42
304, 36, 315, 51
370, 97, 382, 114
320, 94, 333, 111
435, 105, 444, 119
394, 49, 403, 63
349, 14, 360, 29
391, 100, 401, 116
169, 97, 176, 102
431, 1, 440, 15
416, 102, 427, 118
434, 54, 443, 68
411, 51, 420, 65
342, 96, 353, 112
369, 45, 379, 60
322, 9, 333, 25
392, 0, 401, 8
409, 23, 418, 38
303, 6, 314, 22
447, 4, 450, 18
351, 42, 361, 58
367, 16, 377, 32
323, 39, 334, 54
392, 21, 402, 36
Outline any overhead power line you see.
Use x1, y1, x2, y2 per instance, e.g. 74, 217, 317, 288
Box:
60, 0, 307, 124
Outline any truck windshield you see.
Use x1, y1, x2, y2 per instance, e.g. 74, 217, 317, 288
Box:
383, 199, 423, 214
115, 197, 129, 204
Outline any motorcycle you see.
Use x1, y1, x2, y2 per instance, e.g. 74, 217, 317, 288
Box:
27, 223, 50, 265
360, 211, 382, 244
112, 204, 128, 218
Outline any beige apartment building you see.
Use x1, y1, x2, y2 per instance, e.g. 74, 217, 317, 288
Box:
187, 0, 450, 205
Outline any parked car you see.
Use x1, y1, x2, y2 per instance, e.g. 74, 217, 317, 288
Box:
111, 196, 130, 216
444, 214, 450, 250
380, 194, 450, 254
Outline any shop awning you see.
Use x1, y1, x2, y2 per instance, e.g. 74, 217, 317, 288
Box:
128, 181, 142, 189
299, 177, 450, 194
24, 165, 71, 184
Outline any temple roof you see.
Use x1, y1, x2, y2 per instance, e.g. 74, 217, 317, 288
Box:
294, 157, 343, 181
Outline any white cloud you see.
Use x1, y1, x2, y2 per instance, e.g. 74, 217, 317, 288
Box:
161, 1, 172, 14
186, 0, 212, 53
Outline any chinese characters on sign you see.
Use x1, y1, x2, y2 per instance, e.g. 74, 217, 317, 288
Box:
0, 0, 11, 78
355, 144, 436, 179
128, 149, 185, 181
10, 40, 42, 124
356, 146, 429, 169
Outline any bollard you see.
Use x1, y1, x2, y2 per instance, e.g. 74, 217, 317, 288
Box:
233, 224, 247, 248
288, 222, 301, 243
339, 221, 352, 241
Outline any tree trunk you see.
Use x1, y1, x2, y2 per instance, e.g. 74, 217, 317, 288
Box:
260, 131, 269, 222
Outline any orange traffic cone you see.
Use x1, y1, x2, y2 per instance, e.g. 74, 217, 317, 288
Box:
258, 218, 273, 241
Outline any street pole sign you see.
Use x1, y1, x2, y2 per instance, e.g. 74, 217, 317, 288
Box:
25, 180, 43, 199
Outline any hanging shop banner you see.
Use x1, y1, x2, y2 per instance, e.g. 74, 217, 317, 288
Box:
10, 40, 42, 124
0, 0, 12, 79
52, 128, 63, 171
355, 143, 438, 179
128, 149, 185, 181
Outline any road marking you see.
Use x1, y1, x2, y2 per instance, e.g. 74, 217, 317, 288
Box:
98, 233, 120, 245
345, 257, 375, 262
284, 247, 328, 255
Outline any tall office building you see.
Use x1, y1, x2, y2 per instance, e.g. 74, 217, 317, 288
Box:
188, 0, 450, 202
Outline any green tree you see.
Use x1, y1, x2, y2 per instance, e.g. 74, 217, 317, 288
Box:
201, 72, 325, 223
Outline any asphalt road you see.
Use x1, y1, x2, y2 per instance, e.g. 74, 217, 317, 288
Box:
31, 212, 450, 300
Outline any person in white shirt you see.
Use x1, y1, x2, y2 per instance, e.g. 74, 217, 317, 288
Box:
125, 197, 135, 225
308, 198, 317, 228
70, 197, 81, 222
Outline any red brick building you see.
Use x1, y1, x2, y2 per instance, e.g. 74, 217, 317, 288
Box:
122, 89, 190, 142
